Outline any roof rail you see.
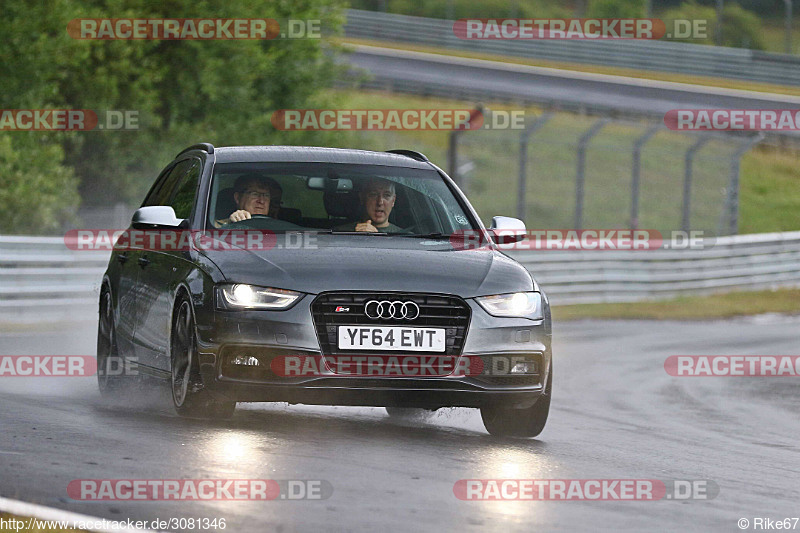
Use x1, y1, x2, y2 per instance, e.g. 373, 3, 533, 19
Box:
177, 143, 215, 158
385, 149, 429, 162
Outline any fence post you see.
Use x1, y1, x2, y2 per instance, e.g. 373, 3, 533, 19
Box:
447, 130, 461, 187
723, 133, 764, 235
575, 118, 610, 229
517, 112, 553, 222
630, 124, 662, 230
682, 136, 711, 232
447, 105, 483, 193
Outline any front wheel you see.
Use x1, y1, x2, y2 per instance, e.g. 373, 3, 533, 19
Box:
480, 363, 552, 438
171, 298, 236, 419
97, 289, 125, 397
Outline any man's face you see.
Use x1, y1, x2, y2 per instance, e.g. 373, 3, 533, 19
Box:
362, 182, 395, 226
235, 182, 271, 215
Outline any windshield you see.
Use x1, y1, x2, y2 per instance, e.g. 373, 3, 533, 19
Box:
207, 162, 478, 235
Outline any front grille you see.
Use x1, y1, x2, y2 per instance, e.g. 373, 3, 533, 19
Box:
311, 292, 471, 360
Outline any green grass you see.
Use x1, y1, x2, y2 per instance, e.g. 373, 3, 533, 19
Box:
552, 288, 800, 321
761, 19, 800, 55
325, 90, 800, 235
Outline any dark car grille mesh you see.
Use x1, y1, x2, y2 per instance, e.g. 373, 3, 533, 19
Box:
311, 292, 471, 359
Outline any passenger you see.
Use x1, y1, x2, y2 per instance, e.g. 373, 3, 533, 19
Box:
337, 178, 405, 233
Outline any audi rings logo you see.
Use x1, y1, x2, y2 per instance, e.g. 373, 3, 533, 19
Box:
364, 300, 420, 320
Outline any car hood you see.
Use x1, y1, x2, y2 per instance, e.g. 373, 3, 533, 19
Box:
201, 235, 535, 297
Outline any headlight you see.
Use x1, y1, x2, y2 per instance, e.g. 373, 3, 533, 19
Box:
217, 284, 302, 310
476, 292, 543, 319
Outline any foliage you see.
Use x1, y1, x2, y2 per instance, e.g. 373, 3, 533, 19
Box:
661, 1, 765, 49
586, 0, 647, 19
0, 0, 347, 234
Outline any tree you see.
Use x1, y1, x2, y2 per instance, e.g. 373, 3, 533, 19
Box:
0, 0, 347, 234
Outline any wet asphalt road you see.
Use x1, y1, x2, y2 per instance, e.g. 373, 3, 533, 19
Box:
347, 45, 800, 119
0, 314, 798, 532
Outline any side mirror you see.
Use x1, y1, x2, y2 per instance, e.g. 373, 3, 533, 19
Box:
489, 216, 526, 244
131, 206, 183, 229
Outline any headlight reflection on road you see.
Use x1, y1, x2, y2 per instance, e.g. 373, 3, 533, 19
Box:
204, 432, 261, 464
472, 448, 550, 519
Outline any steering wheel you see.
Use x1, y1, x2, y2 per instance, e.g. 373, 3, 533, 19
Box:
222, 214, 273, 230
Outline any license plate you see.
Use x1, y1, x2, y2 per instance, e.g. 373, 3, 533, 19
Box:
338, 326, 446, 352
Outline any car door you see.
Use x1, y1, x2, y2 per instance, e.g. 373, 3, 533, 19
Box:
132, 157, 202, 370
111, 163, 177, 357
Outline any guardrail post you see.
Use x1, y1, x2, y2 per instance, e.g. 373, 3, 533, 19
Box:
575, 118, 610, 229
682, 136, 711, 232
630, 124, 662, 230
723, 133, 764, 235
517, 112, 553, 222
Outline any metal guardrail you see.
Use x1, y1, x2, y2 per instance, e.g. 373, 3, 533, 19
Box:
344, 9, 800, 87
2, 232, 800, 323
0, 236, 107, 323
507, 231, 800, 304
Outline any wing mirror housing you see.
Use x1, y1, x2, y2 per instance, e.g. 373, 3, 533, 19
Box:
489, 216, 526, 244
131, 206, 184, 229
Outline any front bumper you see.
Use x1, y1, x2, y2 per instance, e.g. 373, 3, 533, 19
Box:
195, 296, 552, 409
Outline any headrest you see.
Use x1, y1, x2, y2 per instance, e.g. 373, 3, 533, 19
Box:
324, 190, 361, 219
215, 188, 238, 219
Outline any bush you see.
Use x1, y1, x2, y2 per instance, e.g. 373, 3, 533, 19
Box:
662, 1, 764, 50
0, 134, 79, 235
586, 0, 647, 19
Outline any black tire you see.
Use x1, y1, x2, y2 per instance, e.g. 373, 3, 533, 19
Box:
480, 363, 552, 438
97, 289, 124, 397
170, 297, 236, 419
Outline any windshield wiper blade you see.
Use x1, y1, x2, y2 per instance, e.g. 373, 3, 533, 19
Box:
397, 232, 450, 239
327, 230, 389, 235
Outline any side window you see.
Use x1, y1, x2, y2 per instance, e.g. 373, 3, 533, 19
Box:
142, 159, 193, 207
167, 159, 201, 219
141, 165, 174, 207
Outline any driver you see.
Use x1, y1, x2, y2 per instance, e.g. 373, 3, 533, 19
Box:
336, 178, 405, 233
216, 175, 280, 226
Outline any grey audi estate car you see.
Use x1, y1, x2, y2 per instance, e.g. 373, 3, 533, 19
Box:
98, 143, 552, 437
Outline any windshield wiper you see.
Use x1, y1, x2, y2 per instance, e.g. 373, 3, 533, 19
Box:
326, 230, 390, 235
396, 232, 450, 239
